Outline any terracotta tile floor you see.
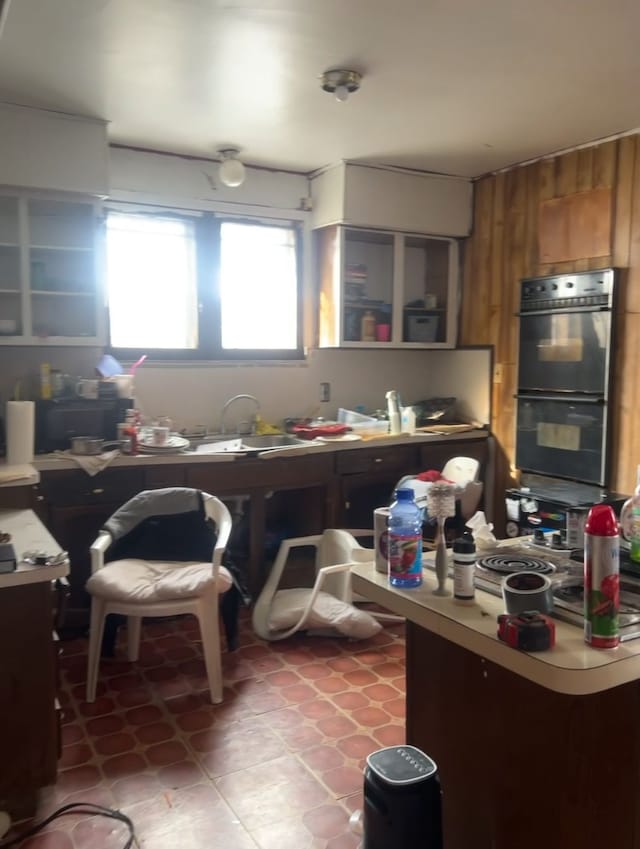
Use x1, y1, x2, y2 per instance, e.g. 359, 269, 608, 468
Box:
17, 610, 405, 849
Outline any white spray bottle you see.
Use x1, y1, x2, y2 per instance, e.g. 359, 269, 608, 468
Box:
386, 390, 401, 435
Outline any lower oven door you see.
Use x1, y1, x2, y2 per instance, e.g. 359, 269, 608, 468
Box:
515, 394, 608, 486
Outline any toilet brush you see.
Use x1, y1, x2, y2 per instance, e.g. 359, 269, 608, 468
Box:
426, 481, 457, 596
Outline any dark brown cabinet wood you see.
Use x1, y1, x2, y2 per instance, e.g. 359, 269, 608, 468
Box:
407, 623, 640, 849
0, 582, 59, 819
337, 443, 421, 528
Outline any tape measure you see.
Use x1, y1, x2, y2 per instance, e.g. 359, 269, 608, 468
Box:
497, 610, 555, 651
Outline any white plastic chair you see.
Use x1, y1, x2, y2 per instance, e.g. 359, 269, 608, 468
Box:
85, 490, 232, 704
252, 528, 403, 641
398, 455, 483, 522
441, 456, 483, 520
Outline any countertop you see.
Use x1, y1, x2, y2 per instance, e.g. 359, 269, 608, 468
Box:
31, 429, 489, 472
0, 463, 39, 486
351, 559, 640, 696
0, 508, 69, 588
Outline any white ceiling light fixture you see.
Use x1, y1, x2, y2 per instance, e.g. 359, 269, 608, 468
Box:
218, 148, 246, 188
321, 69, 362, 103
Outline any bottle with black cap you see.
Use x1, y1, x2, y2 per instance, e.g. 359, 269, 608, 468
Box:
453, 530, 476, 604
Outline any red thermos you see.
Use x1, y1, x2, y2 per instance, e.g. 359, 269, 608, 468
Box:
584, 503, 620, 648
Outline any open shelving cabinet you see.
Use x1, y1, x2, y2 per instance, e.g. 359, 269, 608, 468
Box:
0, 192, 103, 345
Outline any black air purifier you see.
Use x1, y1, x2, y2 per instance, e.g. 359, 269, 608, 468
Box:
363, 746, 442, 849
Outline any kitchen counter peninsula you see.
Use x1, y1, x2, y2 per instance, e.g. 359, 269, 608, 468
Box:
352, 562, 640, 849
0, 509, 70, 819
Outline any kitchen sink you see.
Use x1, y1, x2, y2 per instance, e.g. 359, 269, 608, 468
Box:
187, 433, 308, 454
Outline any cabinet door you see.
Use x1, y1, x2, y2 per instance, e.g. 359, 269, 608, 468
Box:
401, 235, 456, 345
0, 196, 22, 339
337, 444, 421, 527
0, 192, 103, 346
342, 228, 395, 344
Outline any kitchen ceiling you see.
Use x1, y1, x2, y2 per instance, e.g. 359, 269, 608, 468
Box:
1, 0, 639, 179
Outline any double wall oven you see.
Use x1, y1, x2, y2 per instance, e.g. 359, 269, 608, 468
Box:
515, 268, 618, 487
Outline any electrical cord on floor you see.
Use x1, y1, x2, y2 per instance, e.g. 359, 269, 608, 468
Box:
0, 803, 135, 849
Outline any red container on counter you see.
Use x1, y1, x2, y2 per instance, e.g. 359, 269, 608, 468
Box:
584, 503, 620, 648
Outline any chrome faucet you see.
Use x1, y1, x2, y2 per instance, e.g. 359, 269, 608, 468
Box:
220, 394, 260, 435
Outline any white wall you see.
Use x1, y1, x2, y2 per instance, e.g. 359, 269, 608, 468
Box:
109, 147, 309, 215
0, 345, 491, 435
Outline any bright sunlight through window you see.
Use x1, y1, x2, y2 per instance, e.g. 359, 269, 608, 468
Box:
220, 222, 298, 349
106, 213, 198, 349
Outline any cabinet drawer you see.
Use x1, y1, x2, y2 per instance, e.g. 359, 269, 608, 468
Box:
187, 454, 334, 492
145, 465, 187, 489
38, 468, 145, 507
335, 445, 419, 476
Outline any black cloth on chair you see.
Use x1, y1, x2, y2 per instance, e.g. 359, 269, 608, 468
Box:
99, 488, 246, 656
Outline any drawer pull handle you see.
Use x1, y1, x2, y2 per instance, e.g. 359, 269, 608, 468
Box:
374, 457, 383, 463
92, 488, 105, 494
36, 495, 44, 501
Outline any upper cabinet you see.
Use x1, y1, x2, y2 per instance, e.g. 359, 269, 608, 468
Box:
0, 192, 103, 345
311, 162, 470, 349
309, 162, 472, 236
0, 104, 109, 197
316, 225, 459, 348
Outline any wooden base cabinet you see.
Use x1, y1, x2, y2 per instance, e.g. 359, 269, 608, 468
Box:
406, 624, 640, 849
0, 582, 59, 819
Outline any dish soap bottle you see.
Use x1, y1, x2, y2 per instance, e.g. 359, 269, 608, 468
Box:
620, 465, 640, 563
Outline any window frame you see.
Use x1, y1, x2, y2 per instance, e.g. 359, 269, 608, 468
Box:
103, 204, 305, 363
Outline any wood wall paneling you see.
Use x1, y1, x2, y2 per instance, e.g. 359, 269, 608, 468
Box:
461, 134, 640, 522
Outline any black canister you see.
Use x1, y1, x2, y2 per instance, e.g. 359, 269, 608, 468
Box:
363, 745, 442, 849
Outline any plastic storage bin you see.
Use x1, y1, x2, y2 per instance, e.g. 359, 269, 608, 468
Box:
338, 409, 389, 437
405, 313, 439, 343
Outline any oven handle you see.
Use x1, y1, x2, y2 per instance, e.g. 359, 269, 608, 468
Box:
516, 305, 612, 316
515, 393, 606, 404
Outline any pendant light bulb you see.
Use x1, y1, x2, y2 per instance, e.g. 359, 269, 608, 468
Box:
218, 148, 246, 188
334, 84, 349, 103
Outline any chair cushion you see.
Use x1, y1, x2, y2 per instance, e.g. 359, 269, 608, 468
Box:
268, 588, 382, 639
87, 559, 232, 603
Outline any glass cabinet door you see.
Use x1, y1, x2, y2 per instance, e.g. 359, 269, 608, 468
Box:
0, 196, 22, 338
342, 229, 394, 343
402, 236, 451, 344
27, 198, 97, 339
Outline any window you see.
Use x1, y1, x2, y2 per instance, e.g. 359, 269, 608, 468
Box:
105, 209, 302, 359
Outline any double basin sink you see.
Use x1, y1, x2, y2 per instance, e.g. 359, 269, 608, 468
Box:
186, 434, 310, 455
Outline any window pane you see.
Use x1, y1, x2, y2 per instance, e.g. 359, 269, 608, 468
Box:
220, 222, 298, 350
106, 212, 198, 349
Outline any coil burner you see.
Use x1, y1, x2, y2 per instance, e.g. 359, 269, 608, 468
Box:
476, 554, 556, 576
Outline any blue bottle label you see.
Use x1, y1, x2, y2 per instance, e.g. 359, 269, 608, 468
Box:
388, 531, 422, 579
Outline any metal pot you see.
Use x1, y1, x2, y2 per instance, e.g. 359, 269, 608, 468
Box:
70, 436, 105, 455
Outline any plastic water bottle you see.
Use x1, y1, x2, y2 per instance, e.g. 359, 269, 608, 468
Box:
388, 488, 423, 588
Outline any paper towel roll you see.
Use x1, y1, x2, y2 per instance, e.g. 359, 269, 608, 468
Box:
374, 507, 390, 573
6, 401, 34, 466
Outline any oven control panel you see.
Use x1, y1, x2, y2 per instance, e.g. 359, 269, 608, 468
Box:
519, 268, 615, 312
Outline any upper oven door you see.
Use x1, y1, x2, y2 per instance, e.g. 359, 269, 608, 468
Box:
517, 307, 613, 395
